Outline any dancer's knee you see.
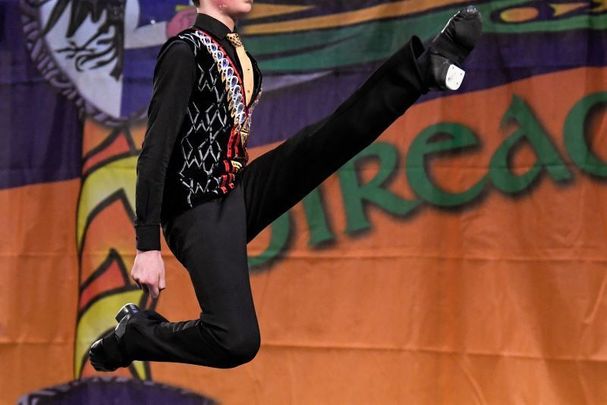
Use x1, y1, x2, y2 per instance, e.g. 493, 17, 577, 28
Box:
220, 325, 261, 367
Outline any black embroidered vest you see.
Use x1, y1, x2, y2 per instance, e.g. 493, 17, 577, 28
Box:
161, 28, 262, 221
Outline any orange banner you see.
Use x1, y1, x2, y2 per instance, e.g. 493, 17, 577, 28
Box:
4, 66, 607, 404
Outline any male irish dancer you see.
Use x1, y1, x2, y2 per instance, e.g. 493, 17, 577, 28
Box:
89, 0, 482, 370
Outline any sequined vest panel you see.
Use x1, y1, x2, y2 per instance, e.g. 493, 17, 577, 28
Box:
161, 28, 261, 221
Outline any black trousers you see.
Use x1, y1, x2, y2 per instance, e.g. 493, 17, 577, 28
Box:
122, 37, 426, 368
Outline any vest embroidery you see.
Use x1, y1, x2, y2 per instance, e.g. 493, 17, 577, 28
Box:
179, 30, 260, 148
163, 28, 261, 211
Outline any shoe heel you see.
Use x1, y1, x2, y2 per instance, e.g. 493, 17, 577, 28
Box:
115, 303, 140, 322
428, 54, 466, 91
444, 64, 465, 90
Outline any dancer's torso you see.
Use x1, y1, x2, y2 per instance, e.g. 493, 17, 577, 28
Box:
161, 26, 262, 222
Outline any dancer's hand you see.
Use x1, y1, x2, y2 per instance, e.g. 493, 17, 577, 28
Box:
131, 250, 166, 299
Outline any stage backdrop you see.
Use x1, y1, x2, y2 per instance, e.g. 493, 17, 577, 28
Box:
2, 0, 607, 403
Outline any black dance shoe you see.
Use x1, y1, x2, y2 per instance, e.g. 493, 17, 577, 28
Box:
89, 303, 140, 372
424, 6, 483, 91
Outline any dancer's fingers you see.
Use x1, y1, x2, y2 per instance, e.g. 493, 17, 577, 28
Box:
150, 282, 160, 299
159, 269, 167, 291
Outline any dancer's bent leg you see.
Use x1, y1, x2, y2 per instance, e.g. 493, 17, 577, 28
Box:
117, 185, 260, 368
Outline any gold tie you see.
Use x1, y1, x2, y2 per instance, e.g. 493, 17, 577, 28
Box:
226, 32, 254, 105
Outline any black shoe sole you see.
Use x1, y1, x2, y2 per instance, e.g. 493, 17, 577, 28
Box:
88, 303, 140, 372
